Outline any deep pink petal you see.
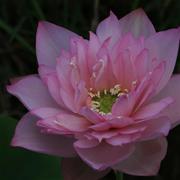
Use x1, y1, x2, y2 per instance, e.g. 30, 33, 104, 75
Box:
36, 21, 79, 67
145, 28, 180, 92
11, 113, 76, 157
61, 158, 109, 180
74, 141, 134, 170
152, 75, 180, 127
113, 137, 167, 176
119, 8, 155, 38
7, 75, 58, 110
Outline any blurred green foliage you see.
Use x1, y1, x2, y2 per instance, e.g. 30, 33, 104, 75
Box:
0, 0, 180, 180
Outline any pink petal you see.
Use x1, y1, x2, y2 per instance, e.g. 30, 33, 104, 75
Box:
71, 38, 90, 84
132, 64, 165, 112
61, 158, 109, 180
113, 137, 167, 176
90, 122, 111, 131
80, 107, 104, 124
106, 133, 141, 146
70, 61, 81, 90
75, 139, 99, 149
11, 113, 76, 157
44, 73, 65, 107
112, 50, 136, 89
152, 75, 180, 127
36, 21, 79, 67
74, 141, 134, 170
119, 124, 146, 135
56, 53, 74, 95
87, 32, 101, 71
93, 57, 110, 91
134, 49, 150, 80
38, 64, 55, 82
89, 130, 120, 142
108, 117, 133, 128
133, 97, 173, 119
96, 11, 121, 46
55, 114, 91, 132
139, 116, 171, 140
74, 81, 88, 111
145, 27, 180, 92
112, 93, 135, 117
119, 8, 155, 38
37, 118, 73, 135
31, 107, 64, 119
60, 88, 76, 112
7, 75, 58, 110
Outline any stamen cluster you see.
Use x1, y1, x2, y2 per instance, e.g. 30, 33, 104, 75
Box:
89, 84, 128, 114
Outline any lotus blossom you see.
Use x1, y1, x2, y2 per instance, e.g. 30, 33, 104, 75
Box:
7, 8, 180, 179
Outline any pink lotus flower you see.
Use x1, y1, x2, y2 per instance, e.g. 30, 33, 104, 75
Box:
7, 8, 180, 179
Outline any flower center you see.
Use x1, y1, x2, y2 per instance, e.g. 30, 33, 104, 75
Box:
89, 85, 128, 114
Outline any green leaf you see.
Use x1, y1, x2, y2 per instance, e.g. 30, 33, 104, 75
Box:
0, 115, 63, 180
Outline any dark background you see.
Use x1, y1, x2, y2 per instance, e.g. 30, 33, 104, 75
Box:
0, 0, 180, 179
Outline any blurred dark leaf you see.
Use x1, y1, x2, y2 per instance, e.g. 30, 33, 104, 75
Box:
0, 115, 63, 180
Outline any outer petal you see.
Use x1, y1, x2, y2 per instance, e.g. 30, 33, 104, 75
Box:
74, 141, 134, 170
139, 116, 171, 140
145, 28, 180, 92
11, 113, 76, 157
61, 158, 110, 180
119, 8, 155, 38
36, 21, 79, 67
113, 137, 167, 176
31, 107, 64, 119
152, 75, 180, 127
96, 12, 121, 46
133, 97, 173, 119
7, 75, 58, 110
